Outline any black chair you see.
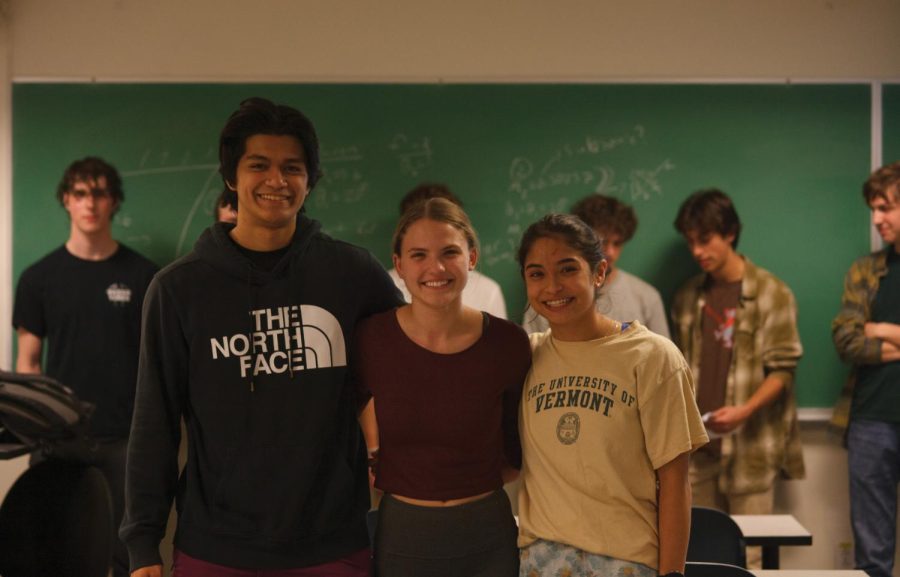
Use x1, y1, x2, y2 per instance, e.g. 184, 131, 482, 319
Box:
0, 460, 113, 577
687, 506, 747, 568
685, 561, 754, 577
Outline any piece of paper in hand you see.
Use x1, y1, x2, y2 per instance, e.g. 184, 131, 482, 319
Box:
702, 412, 725, 440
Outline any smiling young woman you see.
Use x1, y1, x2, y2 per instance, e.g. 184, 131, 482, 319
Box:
515, 213, 708, 577
353, 197, 531, 577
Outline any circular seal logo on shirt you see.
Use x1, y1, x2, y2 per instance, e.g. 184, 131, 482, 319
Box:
556, 412, 580, 445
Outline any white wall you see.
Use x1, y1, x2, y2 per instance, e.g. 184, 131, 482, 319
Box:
6, 0, 900, 81
778, 423, 858, 571
2, 0, 900, 574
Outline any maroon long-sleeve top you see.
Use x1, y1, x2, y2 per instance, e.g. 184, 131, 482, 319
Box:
353, 308, 531, 501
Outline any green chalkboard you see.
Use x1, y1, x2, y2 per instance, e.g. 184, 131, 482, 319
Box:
12, 83, 872, 407
884, 83, 900, 165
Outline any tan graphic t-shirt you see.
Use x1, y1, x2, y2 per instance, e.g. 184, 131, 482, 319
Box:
518, 322, 708, 570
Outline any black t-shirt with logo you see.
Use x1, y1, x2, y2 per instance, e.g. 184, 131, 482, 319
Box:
13, 244, 158, 438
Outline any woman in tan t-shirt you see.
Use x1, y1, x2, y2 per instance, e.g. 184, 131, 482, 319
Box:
515, 213, 707, 577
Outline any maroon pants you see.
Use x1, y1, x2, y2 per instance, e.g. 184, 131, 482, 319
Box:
172, 548, 372, 577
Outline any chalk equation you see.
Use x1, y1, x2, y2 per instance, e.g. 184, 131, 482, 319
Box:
488, 125, 677, 265
508, 126, 675, 203
314, 167, 369, 211
315, 133, 433, 233
136, 146, 218, 171
388, 134, 432, 177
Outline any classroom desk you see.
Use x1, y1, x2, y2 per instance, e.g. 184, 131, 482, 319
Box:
732, 515, 813, 570
752, 571, 866, 576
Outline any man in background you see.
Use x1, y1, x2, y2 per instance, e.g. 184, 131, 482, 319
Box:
832, 161, 900, 577
13, 156, 159, 577
523, 194, 669, 337
670, 188, 804, 566
388, 182, 508, 319
215, 188, 238, 224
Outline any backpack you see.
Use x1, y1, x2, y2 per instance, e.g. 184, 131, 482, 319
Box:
0, 370, 94, 460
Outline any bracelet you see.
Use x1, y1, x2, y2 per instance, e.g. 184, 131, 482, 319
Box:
367, 447, 379, 468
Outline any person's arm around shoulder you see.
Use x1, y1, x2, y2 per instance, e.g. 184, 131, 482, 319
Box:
15, 328, 43, 374
656, 451, 691, 576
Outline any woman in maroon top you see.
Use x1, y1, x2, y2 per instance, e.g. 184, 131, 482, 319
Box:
354, 197, 531, 577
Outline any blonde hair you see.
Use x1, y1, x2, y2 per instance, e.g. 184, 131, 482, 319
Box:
392, 197, 480, 256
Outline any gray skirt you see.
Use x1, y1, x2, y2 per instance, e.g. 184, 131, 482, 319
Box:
374, 490, 518, 577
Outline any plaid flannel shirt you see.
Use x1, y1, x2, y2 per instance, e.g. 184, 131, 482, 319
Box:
830, 247, 890, 430
672, 258, 805, 495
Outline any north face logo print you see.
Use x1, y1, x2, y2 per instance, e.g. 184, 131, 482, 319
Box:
209, 305, 347, 377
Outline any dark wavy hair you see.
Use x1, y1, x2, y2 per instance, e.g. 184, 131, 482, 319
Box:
517, 213, 605, 300
56, 156, 124, 213
571, 194, 637, 242
218, 97, 322, 194
674, 188, 742, 248
863, 161, 900, 204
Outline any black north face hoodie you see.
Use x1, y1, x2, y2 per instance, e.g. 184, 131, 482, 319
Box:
121, 217, 401, 570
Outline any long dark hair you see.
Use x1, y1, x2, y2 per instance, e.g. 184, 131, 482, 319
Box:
517, 213, 605, 300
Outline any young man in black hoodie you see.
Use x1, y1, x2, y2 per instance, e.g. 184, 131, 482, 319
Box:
121, 98, 402, 576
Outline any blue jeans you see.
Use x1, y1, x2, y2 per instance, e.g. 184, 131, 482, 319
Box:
848, 419, 900, 577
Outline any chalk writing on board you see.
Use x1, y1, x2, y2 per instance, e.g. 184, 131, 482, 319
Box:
494, 126, 676, 265
315, 143, 378, 236
388, 134, 432, 177
509, 126, 674, 202
317, 144, 367, 211
122, 158, 221, 258
508, 126, 675, 203
314, 166, 369, 211
138, 147, 217, 170
626, 160, 676, 200
481, 235, 523, 268
321, 144, 364, 164
315, 136, 432, 236
323, 220, 379, 237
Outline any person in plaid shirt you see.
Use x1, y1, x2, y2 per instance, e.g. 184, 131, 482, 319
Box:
670, 189, 804, 562
832, 161, 900, 577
